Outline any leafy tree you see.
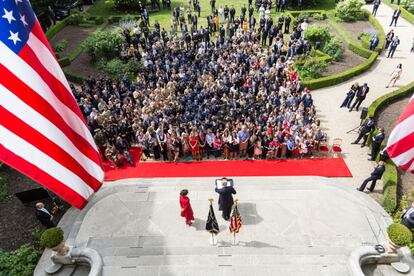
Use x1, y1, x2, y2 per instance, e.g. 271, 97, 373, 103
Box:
82, 30, 124, 62
97, 58, 142, 79
304, 25, 332, 48
335, 0, 367, 22
295, 60, 328, 80
322, 37, 343, 60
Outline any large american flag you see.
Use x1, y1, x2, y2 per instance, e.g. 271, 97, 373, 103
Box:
386, 95, 414, 173
0, 0, 104, 208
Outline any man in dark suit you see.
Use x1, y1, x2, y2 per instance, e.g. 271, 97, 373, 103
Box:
372, 0, 380, 16
357, 161, 386, 192
401, 203, 414, 229
368, 128, 385, 161
351, 116, 375, 147
215, 179, 237, 220
349, 83, 369, 112
390, 7, 401, 26
387, 36, 400, 58
35, 202, 55, 228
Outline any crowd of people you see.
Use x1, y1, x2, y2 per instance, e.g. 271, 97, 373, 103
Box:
72, 1, 326, 167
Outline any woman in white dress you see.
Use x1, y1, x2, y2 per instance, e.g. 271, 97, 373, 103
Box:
386, 63, 402, 88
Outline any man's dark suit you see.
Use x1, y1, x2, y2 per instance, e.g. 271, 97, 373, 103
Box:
352, 117, 375, 147
215, 186, 237, 220
36, 209, 55, 228
350, 85, 369, 112
390, 8, 401, 26
358, 164, 385, 192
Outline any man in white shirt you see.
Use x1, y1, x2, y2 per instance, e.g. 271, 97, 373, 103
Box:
35, 202, 55, 228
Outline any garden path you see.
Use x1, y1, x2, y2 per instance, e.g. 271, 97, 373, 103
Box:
312, 3, 414, 192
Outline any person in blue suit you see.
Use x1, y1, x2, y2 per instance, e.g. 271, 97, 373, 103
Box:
215, 179, 237, 220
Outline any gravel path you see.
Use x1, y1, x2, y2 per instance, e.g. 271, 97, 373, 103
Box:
312, 3, 414, 191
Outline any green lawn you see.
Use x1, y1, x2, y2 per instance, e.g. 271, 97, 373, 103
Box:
88, 0, 337, 31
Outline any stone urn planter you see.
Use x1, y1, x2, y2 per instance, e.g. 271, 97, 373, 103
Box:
40, 227, 68, 255
386, 223, 412, 253
51, 240, 70, 256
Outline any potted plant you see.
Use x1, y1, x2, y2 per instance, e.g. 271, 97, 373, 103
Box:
40, 227, 69, 256
386, 223, 412, 253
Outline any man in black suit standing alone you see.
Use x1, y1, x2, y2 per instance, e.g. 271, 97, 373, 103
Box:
35, 202, 55, 228
350, 83, 369, 112
357, 161, 386, 192
215, 179, 237, 220
390, 7, 401, 27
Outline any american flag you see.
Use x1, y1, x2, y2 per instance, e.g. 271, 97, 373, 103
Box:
386, 95, 414, 173
0, 0, 104, 208
229, 203, 242, 233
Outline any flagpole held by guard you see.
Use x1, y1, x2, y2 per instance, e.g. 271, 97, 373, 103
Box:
207, 198, 218, 246
230, 199, 241, 246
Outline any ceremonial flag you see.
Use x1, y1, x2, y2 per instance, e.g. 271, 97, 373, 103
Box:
0, 0, 104, 208
386, 95, 414, 173
229, 203, 242, 233
205, 204, 219, 234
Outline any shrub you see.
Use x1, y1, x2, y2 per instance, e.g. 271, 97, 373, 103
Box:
0, 171, 8, 201
387, 223, 412, 246
82, 30, 124, 62
304, 25, 332, 48
0, 244, 39, 276
407, 0, 414, 14
313, 13, 325, 21
40, 227, 64, 248
335, 0, 367, 22
297, 12, 311, 22
53, 39, 68, 54
358, 32, 371, 49
66, 11, 88, 26
58, 57, 71, 67
322, 37, 343, 60
383, 162, 398, 214
114, 0, 148, 10
97, 58, 141, 79
295, 59, 328, 80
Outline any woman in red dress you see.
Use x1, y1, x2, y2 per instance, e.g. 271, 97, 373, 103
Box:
189, 130, 201, 160
179, 189, 194, 226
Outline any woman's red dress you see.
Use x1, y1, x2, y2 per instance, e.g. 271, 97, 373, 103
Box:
189, 136, 200, 154
180, 196, 194, 224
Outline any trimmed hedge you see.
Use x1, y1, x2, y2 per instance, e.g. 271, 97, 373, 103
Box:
383, 162, 398, 214
58, 57, 70, 67
387, 223, 412, 246
383, 0, 414, 24
40, 227, 64, 248
64, 70, 85, 83
289, 10, 327, 19
45, 17, 70, 40
302, 46, 377, 89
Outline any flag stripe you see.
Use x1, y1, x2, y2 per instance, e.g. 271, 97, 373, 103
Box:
387, 114, 414, 152
0, 146, 87, 209
30, 20, 58, 61
0, 42, 97, 151
0, 84, 103, 183
387, 131, 414, 158
400, 157, 414, 171
1, 107, 102, 191
0, 125, 95, 200
27, 32, 73, 97
19, 44, 85, 124
0, 69, 102, 170
392, 95, 414, 126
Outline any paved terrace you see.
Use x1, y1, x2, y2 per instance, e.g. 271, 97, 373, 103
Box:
35, 176, 395, 276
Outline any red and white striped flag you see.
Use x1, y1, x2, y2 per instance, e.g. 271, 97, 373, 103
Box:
229, 203, 242, 233
0, 0, 104, 208
386, 95, 414, 173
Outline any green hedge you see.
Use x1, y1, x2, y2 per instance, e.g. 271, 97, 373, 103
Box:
64, 70, 85, 83
302, 46, 377, 89
58, 57, 71, 67
348, 42, 373, 58
46, 17, 70, 40
383, 163, 398, 214
383, 0, 414, 24
108, 16, 123, 23
289, 10, 327, 19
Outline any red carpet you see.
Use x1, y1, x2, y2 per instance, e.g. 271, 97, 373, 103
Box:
104, 157, 352, 181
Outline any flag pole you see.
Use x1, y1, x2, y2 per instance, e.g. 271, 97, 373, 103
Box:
208, 198, 216, 246
233, 199, 238, 245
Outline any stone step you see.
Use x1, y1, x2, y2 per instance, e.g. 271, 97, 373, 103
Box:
96, 244, 354, 258
102, 263, 349, 276
102, 254, 346, 267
